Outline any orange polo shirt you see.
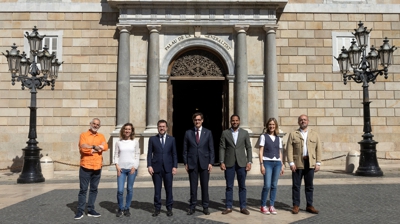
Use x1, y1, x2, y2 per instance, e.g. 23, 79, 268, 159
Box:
79, 130, 109, 170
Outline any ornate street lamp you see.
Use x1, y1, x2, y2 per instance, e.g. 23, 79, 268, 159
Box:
2, 26, 63, 183
335, 21, 397, 177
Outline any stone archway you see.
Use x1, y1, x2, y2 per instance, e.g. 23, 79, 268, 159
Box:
168, 49, 228, 163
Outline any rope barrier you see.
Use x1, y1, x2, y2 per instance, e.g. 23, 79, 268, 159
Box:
321, 155, 346, 161
377, 157, 400, 160
0, 156, 398, 171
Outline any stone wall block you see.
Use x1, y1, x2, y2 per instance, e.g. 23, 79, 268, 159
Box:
332, 14, 348, 21
383, 14, 399, 22
297, 13, 314, 21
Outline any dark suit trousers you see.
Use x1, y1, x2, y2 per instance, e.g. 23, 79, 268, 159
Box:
224, 162, 247, 209
292, 159, 314, 207
152, 167, 173, 210
188, 163, 210, 209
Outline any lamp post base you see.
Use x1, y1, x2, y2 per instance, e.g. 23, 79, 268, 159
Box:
17, 146, 45, 184
355, 140, 383, 177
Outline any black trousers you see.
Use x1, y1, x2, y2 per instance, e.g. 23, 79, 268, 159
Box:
292, 159, 314, 207
188, 163, 210, 209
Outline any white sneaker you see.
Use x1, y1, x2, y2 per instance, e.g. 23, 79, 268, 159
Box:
269, 206, 277, 215
260, 206, 270, 215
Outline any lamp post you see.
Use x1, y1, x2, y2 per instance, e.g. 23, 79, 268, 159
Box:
2, 26, 63, 183
335, 21, 397, 177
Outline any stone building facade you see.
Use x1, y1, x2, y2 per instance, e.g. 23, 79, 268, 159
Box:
0, 0, 399, 171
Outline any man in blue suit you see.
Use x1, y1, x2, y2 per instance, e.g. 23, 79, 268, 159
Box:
183, 112, 215, 215
219, 114, 253, 215
147, 119, 178, 217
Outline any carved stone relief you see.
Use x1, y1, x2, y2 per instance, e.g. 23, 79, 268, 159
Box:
170, 50, 224, 77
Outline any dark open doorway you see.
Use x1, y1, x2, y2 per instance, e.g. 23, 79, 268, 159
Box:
170, 80, 227, 164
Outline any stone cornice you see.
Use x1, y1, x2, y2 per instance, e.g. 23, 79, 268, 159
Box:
117, 7, 280, 27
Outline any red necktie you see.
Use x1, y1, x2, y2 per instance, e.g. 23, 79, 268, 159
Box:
196, 129, 200, 144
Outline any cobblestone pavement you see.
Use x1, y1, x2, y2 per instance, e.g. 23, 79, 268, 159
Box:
0, 164, 399, 224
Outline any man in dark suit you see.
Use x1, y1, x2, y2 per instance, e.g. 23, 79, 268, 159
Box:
219, 114, 253, 215
183, 112, 215, 215
147, 119, 178, 217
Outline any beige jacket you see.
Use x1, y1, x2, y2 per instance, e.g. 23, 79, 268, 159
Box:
286, 129, 322, 169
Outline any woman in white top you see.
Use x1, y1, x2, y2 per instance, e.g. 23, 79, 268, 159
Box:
114, 123, 140, 217
259, 118, 285, 215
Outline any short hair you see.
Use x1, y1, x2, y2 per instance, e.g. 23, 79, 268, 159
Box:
192, 112, 204, 120
265, 117, 279, 136
298, 114, 309, 121
157, 119, 168, 127
90, 118, 101, 125
230, 114, 240, 120
119, 123, 135, 140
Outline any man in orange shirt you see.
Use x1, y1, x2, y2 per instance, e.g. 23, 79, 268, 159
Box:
74, 118, 109, 220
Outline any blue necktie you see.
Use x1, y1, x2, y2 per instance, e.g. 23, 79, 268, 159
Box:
161, 135, 165, 148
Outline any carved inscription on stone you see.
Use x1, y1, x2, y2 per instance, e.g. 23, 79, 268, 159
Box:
171, 51, 224, 77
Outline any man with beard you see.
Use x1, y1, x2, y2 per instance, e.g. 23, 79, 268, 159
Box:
219, 114, 253, 215
287, 114, 322, 215
75, 118, 109, 220
147, 119, 178, 217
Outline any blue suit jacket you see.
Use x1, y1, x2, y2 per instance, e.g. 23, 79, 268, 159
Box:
183, 127, 215, 170
147, 134, 178, 173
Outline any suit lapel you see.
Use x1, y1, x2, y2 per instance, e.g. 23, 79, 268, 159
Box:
236, 128, 244, 145
226, 129, 235, 146
164, 135, 169, 149
199, 129, 206, 145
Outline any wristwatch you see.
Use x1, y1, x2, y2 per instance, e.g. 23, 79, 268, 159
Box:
92, 145, 95, 149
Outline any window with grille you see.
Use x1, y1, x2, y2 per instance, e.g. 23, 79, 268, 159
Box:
23, 30, 63, 71
332, 31, 370, 72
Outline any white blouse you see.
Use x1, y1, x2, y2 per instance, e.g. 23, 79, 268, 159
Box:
114, 139, 140, 169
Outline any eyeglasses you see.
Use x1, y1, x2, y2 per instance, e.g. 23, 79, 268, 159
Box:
193, 119, 202, 121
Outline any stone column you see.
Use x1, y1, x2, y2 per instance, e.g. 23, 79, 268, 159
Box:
234, 25, 249, 129
115, 26, 132, 131
110, 26, 132, 169
263, 25, 279, 121
145, 25, 161, 133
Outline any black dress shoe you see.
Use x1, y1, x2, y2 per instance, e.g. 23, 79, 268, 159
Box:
203, 208, 210, 215
152, 210, 160, 217
187, 209, 195, 215
167, 209, 173, 217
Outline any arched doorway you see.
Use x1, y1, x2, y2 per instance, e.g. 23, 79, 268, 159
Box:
167, 49, 229, 164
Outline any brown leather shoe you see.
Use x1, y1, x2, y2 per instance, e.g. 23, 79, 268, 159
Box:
306, 206, 319, 214
292, 205, 299, 214
240, 208, 250, 215
221, 208, 232, 215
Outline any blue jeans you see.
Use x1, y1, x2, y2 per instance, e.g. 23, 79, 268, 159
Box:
261, 160, 282, 207
117, 169, 138, 210
78, 166, 102, 213
225, 162, 247, 209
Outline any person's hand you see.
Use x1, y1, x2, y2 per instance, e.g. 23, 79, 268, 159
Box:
148, 166, 154, 176
220, 163, 226, 170
116, 167, 121, 177
172, 167, 177, 175
130, 168, 136, 175
290, 164, 297, 172
260, 164, 265, 175
280, 165, 285, 176
246, 163, 251, 171
208, 164, 212, 173
314, 165, 320, 172
185, 164, 189, 173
